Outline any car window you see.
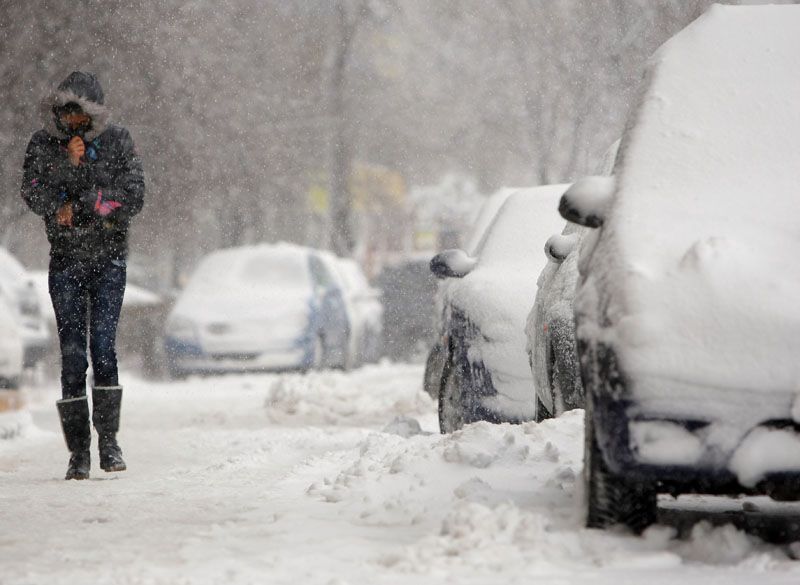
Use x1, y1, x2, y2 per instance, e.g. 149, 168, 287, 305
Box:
309, 255, 334, 289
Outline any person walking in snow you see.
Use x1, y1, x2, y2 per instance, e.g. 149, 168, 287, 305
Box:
21, 71, 145, 480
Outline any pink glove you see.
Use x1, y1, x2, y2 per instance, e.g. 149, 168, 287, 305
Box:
94, 191, 123, 217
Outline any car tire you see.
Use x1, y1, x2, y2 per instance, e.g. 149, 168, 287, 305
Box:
424, 343, 446, 400
549, 321, 585, 413
584, 401, 657, 533
167, 365, 188, 381
535, 396, 552, 422
312, 335, 325, 370
438, 355, 467, 433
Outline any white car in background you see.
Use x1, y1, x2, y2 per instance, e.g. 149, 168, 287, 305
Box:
164, 243, 350, 377
331, 257, 383, 368
0, 248, 50, 367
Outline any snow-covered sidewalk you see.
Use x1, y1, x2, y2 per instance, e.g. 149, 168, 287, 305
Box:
1, 363, 798, 585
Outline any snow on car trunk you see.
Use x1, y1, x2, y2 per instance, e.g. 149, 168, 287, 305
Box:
585, 5, 800, 399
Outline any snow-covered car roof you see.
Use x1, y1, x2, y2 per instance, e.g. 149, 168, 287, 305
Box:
588, 5, 800, 392
185, 243, 312, 292
171, 243, 314, 324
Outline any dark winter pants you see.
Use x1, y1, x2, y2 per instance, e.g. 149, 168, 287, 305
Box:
49, 255, 126, 399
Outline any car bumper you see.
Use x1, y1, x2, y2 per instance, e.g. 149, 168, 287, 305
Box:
164, 337, 310, 374
592, 383, 800, 498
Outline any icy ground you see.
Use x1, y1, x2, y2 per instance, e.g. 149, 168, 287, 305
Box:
2, 363, 800, 584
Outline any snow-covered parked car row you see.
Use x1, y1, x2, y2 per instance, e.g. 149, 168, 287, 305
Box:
163, 243, 382, 377
427, 3, 800, 534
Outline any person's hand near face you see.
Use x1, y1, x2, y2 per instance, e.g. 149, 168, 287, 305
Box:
60, 111, 90, 166
56, 202, 73, 227
66, 136, 85, 167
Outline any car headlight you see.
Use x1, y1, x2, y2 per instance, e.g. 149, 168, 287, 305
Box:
165, 316, 197, 341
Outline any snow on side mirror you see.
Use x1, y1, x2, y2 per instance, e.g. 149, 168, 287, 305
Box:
430, 249, 477, 280
558, 176, 615, 229
544, 233, 578, 264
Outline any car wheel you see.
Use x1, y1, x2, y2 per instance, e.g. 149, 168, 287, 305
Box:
584, 399, 657, 533
166, 366, 188, 381
550, 334, 584, 413
535, 396, 552, 423
312, 335, 325, 370
424, 343, 446, 400
438, 355, 467, 433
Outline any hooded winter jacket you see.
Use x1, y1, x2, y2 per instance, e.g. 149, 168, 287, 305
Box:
21, 71, 145, 261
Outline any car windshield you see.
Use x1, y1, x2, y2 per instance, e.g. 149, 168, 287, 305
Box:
473, 190, 566, 270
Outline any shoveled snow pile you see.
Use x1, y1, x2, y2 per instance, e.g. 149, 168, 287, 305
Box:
0, 409, 46, 443
265, 363, 435, 426
300, 410, 790, 578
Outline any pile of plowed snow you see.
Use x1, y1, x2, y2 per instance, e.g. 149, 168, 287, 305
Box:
299, 410, 789, 576
265, 363, 434, 426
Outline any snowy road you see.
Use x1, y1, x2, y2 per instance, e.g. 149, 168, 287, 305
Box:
2, 363, 800, 584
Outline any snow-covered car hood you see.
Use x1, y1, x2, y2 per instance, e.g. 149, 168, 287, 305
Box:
449, 267, 539, 381
578, 5, 800, 395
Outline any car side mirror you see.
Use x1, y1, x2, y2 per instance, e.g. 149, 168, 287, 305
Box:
544, 233, 578, 264
430, 249, 477, 280
558, 176, 615, 228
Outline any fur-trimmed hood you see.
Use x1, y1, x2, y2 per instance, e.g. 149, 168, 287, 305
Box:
40, 71, 110, 141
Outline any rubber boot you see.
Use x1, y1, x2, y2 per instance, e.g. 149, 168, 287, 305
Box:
92, 386, 127, 472
56, 396, 91, 480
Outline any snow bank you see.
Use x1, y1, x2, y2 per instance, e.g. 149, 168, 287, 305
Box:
306, 413, 583, 530
265, 363, 434, 426
299, 409, 789, 578
4, 367, 798, 584
0, 409, 37, 442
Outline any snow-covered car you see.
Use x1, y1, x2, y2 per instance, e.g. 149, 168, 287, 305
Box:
430, 186, 567, 432
526, 144, 618, 419
424, 188, 517, 399
525, 223, 586, 421
0, 289, 24, 388
0, 248, 50, 367
163, 243, 349, 377
330, 257, 383, 368
567, 5, 800, 532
